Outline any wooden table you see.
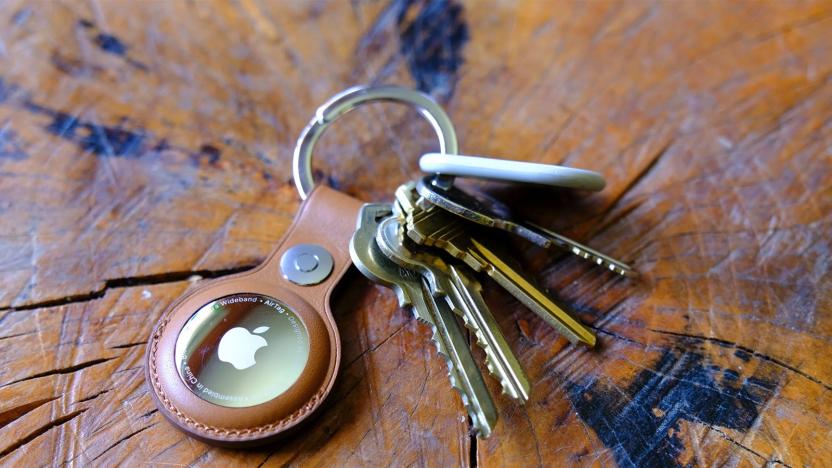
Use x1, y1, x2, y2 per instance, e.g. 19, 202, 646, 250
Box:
1, 1, 829, 465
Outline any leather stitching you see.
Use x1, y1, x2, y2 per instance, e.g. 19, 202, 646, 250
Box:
149, 310, 328, 438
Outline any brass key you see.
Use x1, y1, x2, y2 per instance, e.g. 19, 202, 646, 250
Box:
350, 203, 497, 437
376, 216, 530, 402
401, 193, 596, 347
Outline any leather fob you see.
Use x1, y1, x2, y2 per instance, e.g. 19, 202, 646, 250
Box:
145, 186, 363, 447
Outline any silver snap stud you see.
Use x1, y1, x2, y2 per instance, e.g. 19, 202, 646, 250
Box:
280, 244, 334, 286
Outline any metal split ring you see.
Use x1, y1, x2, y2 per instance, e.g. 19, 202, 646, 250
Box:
292, 85, 458, 200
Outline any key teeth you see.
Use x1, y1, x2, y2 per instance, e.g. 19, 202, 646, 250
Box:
455, 306, 525, 403
425, 321, 490, 437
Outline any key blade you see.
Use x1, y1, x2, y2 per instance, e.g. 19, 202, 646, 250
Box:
470, 238, 597, 347
421, 278, 497, 437
526, 222, 636, 277
416, 176, 636, 276
447, 265, 530, 403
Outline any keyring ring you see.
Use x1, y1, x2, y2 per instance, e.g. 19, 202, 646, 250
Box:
293, 85, 458, 200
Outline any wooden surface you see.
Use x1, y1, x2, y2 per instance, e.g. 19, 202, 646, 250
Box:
0, 0, 830, 466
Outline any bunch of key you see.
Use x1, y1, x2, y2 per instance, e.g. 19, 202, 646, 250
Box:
349, 174, 634, 437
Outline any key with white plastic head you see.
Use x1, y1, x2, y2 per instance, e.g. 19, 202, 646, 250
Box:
415, 176, 635, 277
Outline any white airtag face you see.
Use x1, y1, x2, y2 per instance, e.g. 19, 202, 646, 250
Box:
174, 293, 310, 408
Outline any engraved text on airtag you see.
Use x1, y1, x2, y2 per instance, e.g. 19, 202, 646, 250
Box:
174, 293, 310, 408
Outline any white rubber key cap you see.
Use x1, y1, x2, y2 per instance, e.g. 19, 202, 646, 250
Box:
419, 153, 606, 191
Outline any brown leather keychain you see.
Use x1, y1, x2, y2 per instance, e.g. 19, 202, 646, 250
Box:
145, 85, 457, 447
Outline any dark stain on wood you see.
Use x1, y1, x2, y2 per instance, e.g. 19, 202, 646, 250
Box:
567, 347, 778, 466
23, 102, 147, 158
192, 144, 221, 166
0, 128, 26, 161
396, 0, 469, 100
76, 19, 149, 71
11, 8, 31, 27
50, 50, 103, 78
1, 77, 230, 165
93, 33, 128, 57
0, 77, 146, 158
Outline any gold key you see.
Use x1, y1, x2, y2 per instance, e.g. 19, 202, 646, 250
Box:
403, 194, 596, 347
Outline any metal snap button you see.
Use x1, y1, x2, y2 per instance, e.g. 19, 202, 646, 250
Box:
280, 244, 334, 285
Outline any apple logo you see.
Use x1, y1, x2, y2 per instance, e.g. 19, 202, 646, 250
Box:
217, 326, 269, 370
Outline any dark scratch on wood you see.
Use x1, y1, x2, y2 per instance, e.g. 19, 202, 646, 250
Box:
708, 425, 791, 467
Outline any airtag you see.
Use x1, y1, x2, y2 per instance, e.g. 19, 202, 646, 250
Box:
174, 293, 310, 408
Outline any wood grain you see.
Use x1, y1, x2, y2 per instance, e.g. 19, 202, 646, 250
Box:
0, 0, 829, 466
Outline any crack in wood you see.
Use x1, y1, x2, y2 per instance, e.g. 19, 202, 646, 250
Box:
342, 321, 409, 369
601, 138, 675, 219
76, 388, 111, 404
708, 424, 791, 467
108, 341, 147, 350
255, 451, 274, 468
0, 264, 258, 312
0, 330, 39, 342
0, 357, 117, 389
90, 423, 157, 462
0, 409, 87, 459
469, 428, 477, 467
648, 328, 832, 392
0, 396, 59, 430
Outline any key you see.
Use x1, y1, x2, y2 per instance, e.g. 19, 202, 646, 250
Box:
375, 216, 530, 402
414, 176, 635, 277
349, 203, 497, 437
396, 189, 597, 347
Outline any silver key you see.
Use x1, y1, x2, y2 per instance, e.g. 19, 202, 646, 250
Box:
415, 176, 635, 276
350, 203, 497, 437
400, 193, 597, 347
376, 216, 530, 403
